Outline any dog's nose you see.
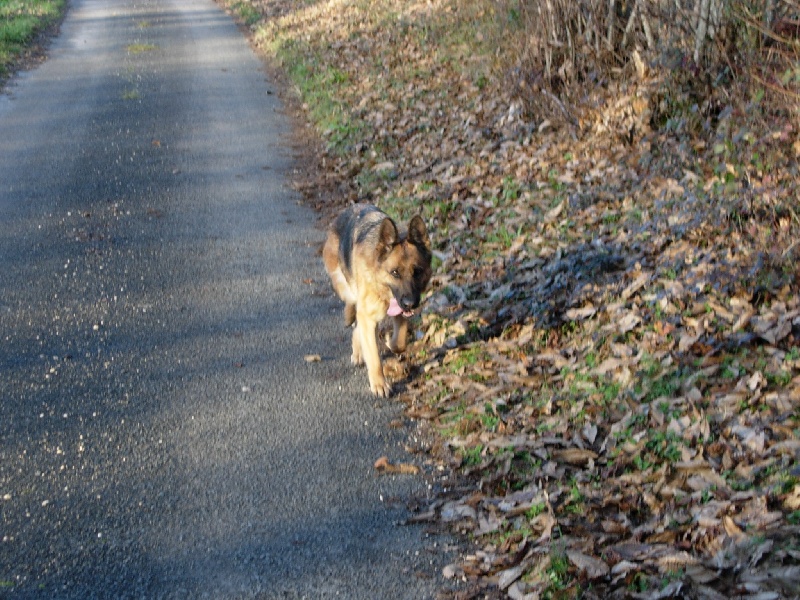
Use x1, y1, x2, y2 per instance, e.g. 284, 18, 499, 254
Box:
400, 296, 416, 310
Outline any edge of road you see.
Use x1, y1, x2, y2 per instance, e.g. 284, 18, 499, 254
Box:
211, 1, 350, 226
0, 1, 71, 92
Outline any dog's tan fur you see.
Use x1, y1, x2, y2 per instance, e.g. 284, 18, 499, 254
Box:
323, 204, 432, 397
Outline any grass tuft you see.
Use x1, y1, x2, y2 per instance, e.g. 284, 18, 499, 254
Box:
0, 0, 66, 77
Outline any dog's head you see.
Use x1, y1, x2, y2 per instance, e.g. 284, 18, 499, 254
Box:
376, 215, 432, 317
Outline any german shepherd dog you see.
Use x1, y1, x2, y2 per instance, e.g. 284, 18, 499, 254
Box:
323, 204, 432, 397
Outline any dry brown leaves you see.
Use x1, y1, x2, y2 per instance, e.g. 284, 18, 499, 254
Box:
227, 0, 800, 596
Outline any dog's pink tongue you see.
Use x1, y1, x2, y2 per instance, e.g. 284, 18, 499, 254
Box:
387, 297, 403, 317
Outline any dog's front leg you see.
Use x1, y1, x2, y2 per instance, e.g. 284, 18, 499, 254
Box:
358, 317, 391, 397
389, 316, 408, 354
351, 323, 364, 366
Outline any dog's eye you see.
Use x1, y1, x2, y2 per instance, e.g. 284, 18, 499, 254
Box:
391, 269, 401, 279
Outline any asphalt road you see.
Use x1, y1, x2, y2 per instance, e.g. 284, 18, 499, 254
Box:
0, 0, 449, 597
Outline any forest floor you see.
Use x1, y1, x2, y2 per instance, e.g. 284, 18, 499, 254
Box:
225, 0, 800, 597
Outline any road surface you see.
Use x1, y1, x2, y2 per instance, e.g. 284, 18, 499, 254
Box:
0, 0, 448, 596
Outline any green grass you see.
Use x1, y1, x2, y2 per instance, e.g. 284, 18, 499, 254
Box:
231, 0, 260, 26
460, 444, 483, 466
254, 25, 366, 154
0, 0, 66, 76
247, 0, 508, 158
126, 43, 157, 54
525, 501, 547, 520
448, 346, 485, 374
540, 546, 573, 598
645, 430, 684, 462
285, 55, 364, 153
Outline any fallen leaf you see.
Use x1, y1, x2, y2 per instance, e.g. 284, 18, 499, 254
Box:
566, 550, 609, 579
564, 304, 596, 320
373, 456, 420, 475
442, 563, 464, 579
497, 564, 524, 590
551, 448, 597, 465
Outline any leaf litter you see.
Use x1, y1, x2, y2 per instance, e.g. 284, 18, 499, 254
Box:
220, 0, 800, 596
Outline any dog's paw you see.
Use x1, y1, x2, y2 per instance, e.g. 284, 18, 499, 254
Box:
369, 378, 392, 398
388, 339, 407, 354
351, 329, 363, 365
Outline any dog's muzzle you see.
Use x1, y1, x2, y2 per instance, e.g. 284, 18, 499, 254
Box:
387, 297, 414, 318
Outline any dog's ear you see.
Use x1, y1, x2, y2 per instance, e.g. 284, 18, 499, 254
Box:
407, 215, 431, 253
377, 217, 398, 259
